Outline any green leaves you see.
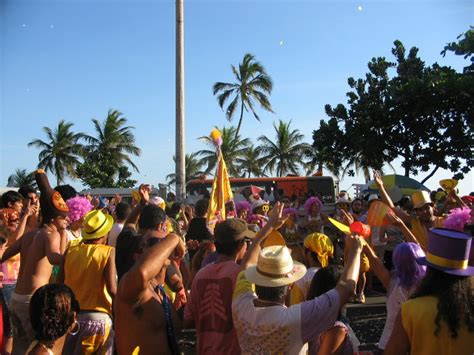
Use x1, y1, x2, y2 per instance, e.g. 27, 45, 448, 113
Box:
213, 53, 274, 138
313, 33, 474, 183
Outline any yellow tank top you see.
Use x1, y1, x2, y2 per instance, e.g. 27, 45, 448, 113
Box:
402, 296, 474, 355
410, 217, 444, 251
64, 243, 113, 314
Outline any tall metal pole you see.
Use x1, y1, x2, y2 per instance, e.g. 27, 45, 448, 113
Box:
175, 0, 186, 202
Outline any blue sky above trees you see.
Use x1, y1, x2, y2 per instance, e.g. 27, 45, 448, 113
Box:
1, 0, 472, 194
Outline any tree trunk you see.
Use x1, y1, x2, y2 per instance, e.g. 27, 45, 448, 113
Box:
403, 147, 410, 177
421, 166, 439, 184
235, 98, 245, 139
175, 0, 186, 202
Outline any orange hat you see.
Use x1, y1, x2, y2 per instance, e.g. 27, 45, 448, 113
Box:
35, 169, 69, 222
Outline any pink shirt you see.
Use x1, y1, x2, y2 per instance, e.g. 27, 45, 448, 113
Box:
184, 261, 241, 355
0, 254, 20, 285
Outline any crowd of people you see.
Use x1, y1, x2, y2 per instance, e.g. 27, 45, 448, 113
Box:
0, 168, 472, 354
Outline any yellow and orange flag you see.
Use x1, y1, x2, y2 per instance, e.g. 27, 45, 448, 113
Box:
207, 129, 233, 229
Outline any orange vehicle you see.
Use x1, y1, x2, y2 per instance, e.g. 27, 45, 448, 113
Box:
186, 176, 338, 206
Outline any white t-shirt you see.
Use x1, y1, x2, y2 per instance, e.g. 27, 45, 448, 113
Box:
232, 271, 340, 355
378, 277, 415, 349
107, 222, 124, 248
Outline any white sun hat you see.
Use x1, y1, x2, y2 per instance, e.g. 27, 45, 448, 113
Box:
245, 245, 307, 287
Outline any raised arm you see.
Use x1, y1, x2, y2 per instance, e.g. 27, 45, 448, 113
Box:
363, 241, 391, 290
374, 171, 411, 224
240, 202, 286, 270
105, 248, 117, 299
124, 184, 150, 230
12, 201, 38, 240
119, 233, 185, 303
385, 213, 419, 245
335, 235, 362, 305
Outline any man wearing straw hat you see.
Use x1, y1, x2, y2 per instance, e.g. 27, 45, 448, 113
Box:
232, 202, 363, 354
374, 172, 445, 251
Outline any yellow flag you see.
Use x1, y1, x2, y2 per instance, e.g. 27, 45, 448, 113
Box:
207, 150, 234, 227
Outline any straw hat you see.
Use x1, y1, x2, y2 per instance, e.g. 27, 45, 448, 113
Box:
411, 190, 433, 209
416, 228, 474, 276
82, 210, 114, 240
245, 246, 307, 287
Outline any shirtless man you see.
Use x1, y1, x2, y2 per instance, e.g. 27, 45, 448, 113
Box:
115, 233, 185, 355
1, 170, 68, 355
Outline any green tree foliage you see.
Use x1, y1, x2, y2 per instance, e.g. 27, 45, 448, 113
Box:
314, 38, 473, 183
197, 126, 251, 177
166, 152, 207, 185
77, 109, 141, 188
7, 169, 37, 188
76, 153, 137, 188
235, 145, 266, 178
28, 120, 84, 185
258, 120, 311, 177
441, 26, 474, 74
213, 53, 274, 138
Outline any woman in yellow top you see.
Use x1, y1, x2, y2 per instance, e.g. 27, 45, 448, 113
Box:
59, 210, 116, 355
385, 228, 474, 355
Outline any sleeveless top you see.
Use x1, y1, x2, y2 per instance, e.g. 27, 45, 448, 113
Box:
64, 243, 113, 314
378, 277, 414, 349
401, 296, 474, 355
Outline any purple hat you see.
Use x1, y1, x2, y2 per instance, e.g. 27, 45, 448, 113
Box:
416, 228, 474, 276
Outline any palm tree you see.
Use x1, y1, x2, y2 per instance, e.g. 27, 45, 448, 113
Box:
213, 53, 274, 138
166, 152, 207, 185
83, 109, 141, 172
197, 126, 251, 177
258, 120, 311, 177
7, 169, 37, 188
235, 145, 266, 178
302, 146, 341, 179
28, 120, 84, 185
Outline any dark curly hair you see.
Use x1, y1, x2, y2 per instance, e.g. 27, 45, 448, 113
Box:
411, 267, 474, 338
29, 284, 80, 348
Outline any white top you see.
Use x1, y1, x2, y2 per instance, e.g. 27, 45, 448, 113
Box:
65, 229, 82, 245
232, 271, 340, 355
107, 222, 124, 248
378, 277, 414, 349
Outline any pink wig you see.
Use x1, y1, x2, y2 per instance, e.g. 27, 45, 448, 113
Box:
443, 207, 472, 232
304, 197, 323, 214
236, 201, 252, 214
67, 196, 93, 223
283, 208, 298, 218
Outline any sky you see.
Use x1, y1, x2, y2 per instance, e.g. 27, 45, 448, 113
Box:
1, 0, 473, 196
